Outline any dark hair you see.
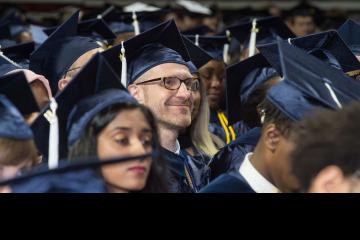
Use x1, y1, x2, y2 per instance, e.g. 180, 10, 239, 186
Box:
257, 97, 295, 137
291, 102, 360, 192
242, 75, 280, 128
68, 102, 169, 193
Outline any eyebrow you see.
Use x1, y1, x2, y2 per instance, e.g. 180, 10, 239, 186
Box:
112, 127, 152, 133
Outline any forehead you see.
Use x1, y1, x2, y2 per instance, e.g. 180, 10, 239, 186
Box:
107, 108, 151, 130
199, 60, 225, 73
137, 63, 192, 81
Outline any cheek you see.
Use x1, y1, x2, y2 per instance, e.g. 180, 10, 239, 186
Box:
97, 136, 125, 160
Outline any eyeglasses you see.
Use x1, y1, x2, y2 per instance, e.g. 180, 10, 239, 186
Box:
135, 76, 200, 91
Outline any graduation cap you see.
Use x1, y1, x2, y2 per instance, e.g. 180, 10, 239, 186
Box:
227, 16, 295, 58
184, 34, 229, 62
0, 94, 33, 140
101, 19, 190, 87
0, 71, 39, 116
67, 89, 137, 147
30, 52, 125, 161
43, 18, 116, 41
265, 40, 360, 121
338, 19, 360, 55
98, 5, 168, 36
258, 30, 360, 78
0, 7, 28, 38
174, 0, 212, 17
226, 53, 277, 125
29, 10, 101, 95
123, 2, 162, 12
0, 153, 154, 193
1, 41, 35, 69
284, 0, 324, 26
182, 35, 212, 73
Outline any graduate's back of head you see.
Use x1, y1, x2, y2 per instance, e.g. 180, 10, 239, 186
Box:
291, 102, 360, 193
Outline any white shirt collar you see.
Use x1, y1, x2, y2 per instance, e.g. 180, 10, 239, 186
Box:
239, 152, 279, 193
174, 140, 181, 155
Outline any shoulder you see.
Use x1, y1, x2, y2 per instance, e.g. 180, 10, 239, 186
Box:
200, 172, 255, 193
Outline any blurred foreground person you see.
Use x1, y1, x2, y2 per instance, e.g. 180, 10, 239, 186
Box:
291, 102, 360, 193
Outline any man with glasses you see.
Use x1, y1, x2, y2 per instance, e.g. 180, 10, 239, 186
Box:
103, 20, 211, 192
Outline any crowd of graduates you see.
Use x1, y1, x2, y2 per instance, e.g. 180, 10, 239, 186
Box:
0, 0, 360, 193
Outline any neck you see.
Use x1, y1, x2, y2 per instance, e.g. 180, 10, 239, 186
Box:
158, 123, 179, 153
249, 141, 275, 185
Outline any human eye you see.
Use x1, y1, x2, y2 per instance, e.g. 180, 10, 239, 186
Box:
114, 134, 130, 146
164, 77, 179, 89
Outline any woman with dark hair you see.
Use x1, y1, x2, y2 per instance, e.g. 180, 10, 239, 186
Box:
67, 89, 169, 193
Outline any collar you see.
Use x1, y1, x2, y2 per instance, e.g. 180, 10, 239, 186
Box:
174, 139, 181, 155
239, 152, 279, 193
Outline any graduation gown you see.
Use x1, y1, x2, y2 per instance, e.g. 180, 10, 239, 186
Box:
9, 162, 107, 193
161, 147, 210, 193
199, 171, 255, 193
209, 127, 261, 181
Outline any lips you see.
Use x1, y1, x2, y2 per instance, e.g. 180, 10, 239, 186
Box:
127, 166, 146, 174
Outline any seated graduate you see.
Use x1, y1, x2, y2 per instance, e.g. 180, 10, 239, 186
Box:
0, 42, 52, 117
101, 20, 211, 192
93, 4, 167, 45
208, 53, 280, 180
179, 36, 222, 162
200, 40, 360, 193
67, 89, 169, 193
227, 16, 295, 61
258, 30, 360, 81
43, 15, 117, 49
0, 70, 48, 132
30, 52, 126, 163
184, 34, 236, 144
0, 94, 39, 186
290, 102, 360, 193
29, 10, 104, 96
0, 143, 165, 193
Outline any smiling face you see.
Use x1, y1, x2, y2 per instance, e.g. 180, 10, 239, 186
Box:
199, 60, 226, 110
97, 108, 153, 193
128, 63, 194, 131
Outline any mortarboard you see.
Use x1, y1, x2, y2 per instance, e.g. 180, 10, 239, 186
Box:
43, 18, 116, 41
67, 89, 137, 147
174, 0, 212, 17
0, 94, 33, 140
227, 16, 295, 58
338, 19, 360, 55
98, 5, 168, 35
226, 53, 277, 125
258, 30, 360, 78
101, 19, 190, 87
1, 41, 35, 69
184, 34, 229, 62
29, 10, 101, 95
265, 40, 360, 121
31, 52, 125, 160
182, 35, 212, 73
0, 71, 39, 115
